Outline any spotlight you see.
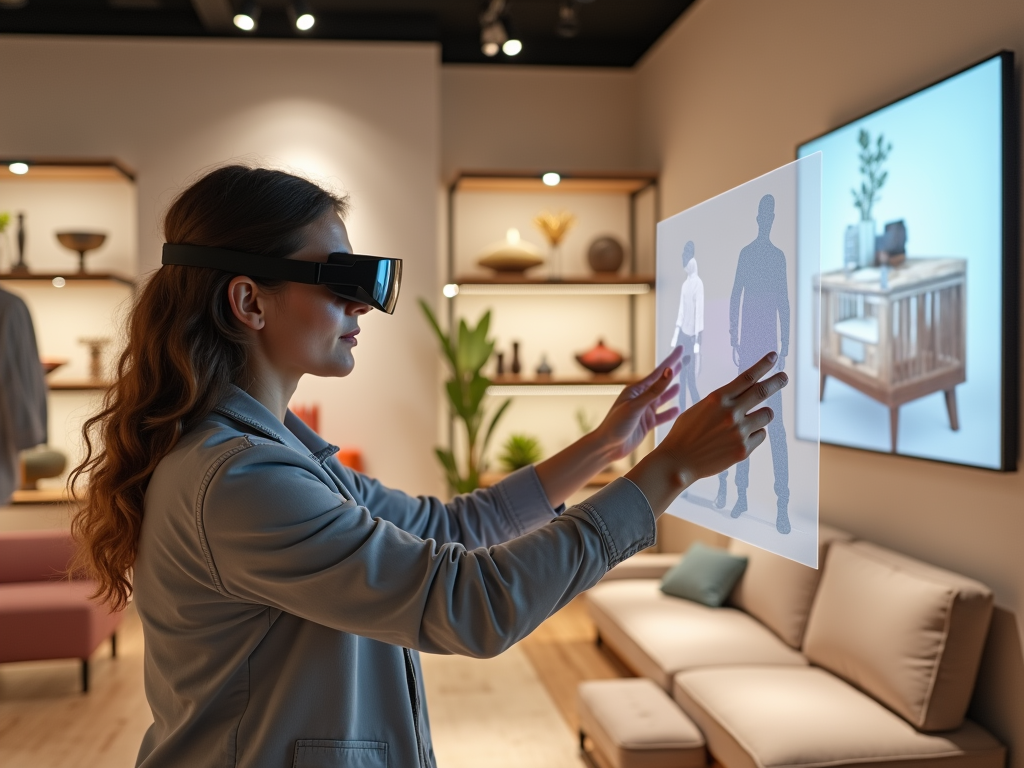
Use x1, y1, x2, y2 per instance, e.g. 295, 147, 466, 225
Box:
502, 38, 522, 56
479, 0, 507, 57
233, 1, 259, 32
557, 1, 579, 38
442, 283, 460, 298
542, 172, 561, 187
8, 162, 28, 175
289, 0, 315, 31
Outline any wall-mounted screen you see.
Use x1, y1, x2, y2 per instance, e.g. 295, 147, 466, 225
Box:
796, 52, 1018, 471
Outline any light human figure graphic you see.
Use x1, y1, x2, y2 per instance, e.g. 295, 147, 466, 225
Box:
722, 194, 791, 534
671, 241, 703, 408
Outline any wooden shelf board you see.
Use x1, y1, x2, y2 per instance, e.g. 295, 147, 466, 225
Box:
0, 272, 135, 287
48, 379, 111, 391
453, 171, 657, 195
10, 488, 72, 505
479, 470, 620, 489
1, 158, 135, 182
489, 375, 639, 387
455, 275, 655, 286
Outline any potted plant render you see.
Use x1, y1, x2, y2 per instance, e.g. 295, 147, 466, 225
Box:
851, 128, 893, 268
420, 300, 512, 493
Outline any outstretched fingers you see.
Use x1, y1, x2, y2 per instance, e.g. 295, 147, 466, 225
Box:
637, 346, 683, 390
721, 352, 779, 400
735, 371, 788, 414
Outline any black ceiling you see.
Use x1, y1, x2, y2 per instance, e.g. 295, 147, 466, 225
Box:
0, 0, 695, 67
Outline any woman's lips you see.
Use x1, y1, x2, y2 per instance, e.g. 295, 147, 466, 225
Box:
340, 329, 359, 345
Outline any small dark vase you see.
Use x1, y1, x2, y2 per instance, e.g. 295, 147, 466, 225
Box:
11, 212, 28, 273
510, 342, 522, 375
495, 352, 505, 376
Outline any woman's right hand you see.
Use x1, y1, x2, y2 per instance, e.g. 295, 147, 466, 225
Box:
624, 352, 788, 517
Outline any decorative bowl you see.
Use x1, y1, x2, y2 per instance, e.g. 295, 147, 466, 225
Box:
575, 339, 626, 375
477, 228, 545, 274
40, 358, 68, 375
56, 231, 107, 272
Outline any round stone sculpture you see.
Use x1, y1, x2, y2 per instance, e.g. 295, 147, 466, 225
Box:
587, 236, 626, 274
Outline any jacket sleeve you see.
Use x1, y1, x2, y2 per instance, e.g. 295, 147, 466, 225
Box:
329, 459, 560, 548
199, 439, 656, 658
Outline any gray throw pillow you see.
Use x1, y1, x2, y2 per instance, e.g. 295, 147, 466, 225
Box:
660, 542, 748, 607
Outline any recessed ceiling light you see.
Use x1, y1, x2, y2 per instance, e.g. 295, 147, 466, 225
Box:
8, 162, 29, 175
542, 172, 561, 186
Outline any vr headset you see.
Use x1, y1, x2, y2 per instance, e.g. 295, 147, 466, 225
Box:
161, 243, 402, 314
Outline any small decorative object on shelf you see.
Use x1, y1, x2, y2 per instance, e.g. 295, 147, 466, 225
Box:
476, 228, 545, 274
78, 337, 111, 379
11, 212, 28, 273
535, 354, 552, 378
0, 212, 10, 272
57, 231, 107, 273
876, 220, 907, 267
498, 434, 543, 472
19, 447, 67, 491
510, 341, 522, 375
575, 339, 626, 375
40, 358, 68, 376
533, 210, 576, 278
495, 351, 505, 375
290, 403, 320, 433
586, 235, 626, 274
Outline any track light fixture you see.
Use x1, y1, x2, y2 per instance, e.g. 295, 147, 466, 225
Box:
233, 0, 259, 32
480, 0, 521, 58
289, 0, 315, 32
557, 1, 579, 39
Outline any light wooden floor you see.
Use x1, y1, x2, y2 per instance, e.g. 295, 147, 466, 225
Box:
0, 595, 629, 767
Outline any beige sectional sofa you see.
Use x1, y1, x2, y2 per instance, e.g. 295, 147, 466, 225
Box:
587, 527, 1005, 768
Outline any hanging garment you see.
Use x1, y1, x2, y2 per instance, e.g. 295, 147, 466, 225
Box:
0, 286, 47, 504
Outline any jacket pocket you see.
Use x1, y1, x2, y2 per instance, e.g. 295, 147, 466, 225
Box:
293, 739, 388, 768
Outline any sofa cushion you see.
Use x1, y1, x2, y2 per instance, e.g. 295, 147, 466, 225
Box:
727, 524, 852, 649
803, 541, 993, 732
578, 678, 706, 768
0, 581, 123, 662
0, 529, 76, 584
586, 579, 806, 690
660, 543, 748, 607
673, 666, 1004, 768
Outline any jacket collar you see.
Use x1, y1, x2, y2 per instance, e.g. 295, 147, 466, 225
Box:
213, 385, 339, 464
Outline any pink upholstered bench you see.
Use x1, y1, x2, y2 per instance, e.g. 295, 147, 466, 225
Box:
0, 529, 123, 692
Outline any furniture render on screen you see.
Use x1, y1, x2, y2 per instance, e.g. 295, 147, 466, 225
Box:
815, 258, 966, 453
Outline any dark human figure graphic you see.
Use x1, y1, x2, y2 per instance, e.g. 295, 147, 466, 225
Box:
671, 241, 703, 409
723, 194, 791, 534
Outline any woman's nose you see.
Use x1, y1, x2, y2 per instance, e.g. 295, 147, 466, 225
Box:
347, 301, 372, 316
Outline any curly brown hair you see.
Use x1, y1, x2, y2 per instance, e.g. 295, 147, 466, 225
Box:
69, 165, 349, 609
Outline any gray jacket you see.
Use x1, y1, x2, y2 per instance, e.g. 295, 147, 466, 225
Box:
0, 286, 47, 504
133, 385, 656, 768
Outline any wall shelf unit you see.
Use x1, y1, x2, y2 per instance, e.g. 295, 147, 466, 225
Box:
445, 168, 659, 467
1, 272, 134, 288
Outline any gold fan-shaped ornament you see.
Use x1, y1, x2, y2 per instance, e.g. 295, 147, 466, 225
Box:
532, 210, 576, 247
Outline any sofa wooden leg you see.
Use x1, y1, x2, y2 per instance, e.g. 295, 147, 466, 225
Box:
81, 659, 89, 693
111, 632, 117, 658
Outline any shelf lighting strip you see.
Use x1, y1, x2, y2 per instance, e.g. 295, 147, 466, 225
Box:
456, 283, 651, 296
487, 384, 626, 397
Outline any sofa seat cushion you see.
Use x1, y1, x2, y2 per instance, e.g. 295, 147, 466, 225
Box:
672, 666, 1004, 768
803, 541, 993, 732
587, 579, 807, 690
604, 553, 683, 581
578, 678, 706, 768
0, 581, 123, 662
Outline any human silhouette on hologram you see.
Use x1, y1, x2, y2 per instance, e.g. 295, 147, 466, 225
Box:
719, 193, 791, 534
671, 241, 703, 409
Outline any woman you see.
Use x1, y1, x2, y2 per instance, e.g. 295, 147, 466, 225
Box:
71, 166, 786, 768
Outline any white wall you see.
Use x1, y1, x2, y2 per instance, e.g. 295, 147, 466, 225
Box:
0, 35, 443, 495
636, 0, 1024, 760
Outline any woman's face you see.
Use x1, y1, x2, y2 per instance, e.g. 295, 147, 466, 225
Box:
257, 212, 371, 379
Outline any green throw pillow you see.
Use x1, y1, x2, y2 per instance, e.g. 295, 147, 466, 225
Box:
659, 542, 748, 607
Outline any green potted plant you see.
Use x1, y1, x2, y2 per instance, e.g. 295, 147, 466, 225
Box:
851, 128, 892, 267
497, 434, 543, 473
420, 300, 512, 493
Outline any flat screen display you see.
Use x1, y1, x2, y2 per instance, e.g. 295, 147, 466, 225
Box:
796, 52, 1017, 471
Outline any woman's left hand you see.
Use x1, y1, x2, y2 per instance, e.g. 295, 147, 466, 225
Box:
593, 346, 684, 461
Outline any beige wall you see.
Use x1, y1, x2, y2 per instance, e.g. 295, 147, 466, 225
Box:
0, 36, 443, 495
636, 0, 1024, 760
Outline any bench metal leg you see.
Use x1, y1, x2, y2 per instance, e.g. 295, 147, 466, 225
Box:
81, 659, 89, 693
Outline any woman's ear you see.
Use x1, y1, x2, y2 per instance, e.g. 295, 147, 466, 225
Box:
227, 276, 266, 331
